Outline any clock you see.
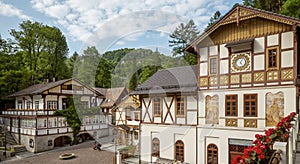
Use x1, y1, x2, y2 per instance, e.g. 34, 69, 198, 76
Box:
231, 52, 251, 72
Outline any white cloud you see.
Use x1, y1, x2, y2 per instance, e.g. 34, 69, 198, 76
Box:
28, 0, 240, 52
0, 1, 31, 20
116, 40, 125, 46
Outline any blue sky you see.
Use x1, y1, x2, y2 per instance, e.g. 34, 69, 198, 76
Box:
0, 0, 243, 56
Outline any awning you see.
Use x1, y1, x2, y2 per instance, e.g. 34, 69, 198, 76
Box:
225, 38, 254, 48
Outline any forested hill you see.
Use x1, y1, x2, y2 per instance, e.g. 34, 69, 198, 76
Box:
71, 47, 189, 91
0, 21, 188, 108
0, 38, 188, 103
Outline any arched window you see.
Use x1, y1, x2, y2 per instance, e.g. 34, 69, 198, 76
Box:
175, 140, 184, 162
207, 144, 218, 164
152, 138, 160, 157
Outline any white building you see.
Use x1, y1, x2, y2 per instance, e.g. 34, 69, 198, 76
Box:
0, 78, 112, 152
185, 4, 300, 164
132, 65, 198, 163
114, 95, 140, 146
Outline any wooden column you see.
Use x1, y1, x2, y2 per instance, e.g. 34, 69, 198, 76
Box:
42, 95, 46, 110
31, 96, 33, 110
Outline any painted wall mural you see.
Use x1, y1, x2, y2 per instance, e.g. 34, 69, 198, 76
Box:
266, 92, 284, 126
205, 95, 219, 124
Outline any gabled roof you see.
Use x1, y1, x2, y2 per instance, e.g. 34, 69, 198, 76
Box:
117, 95, 139, 109
95, 87, 128, 108
186, 4, 300, 53
131, 65, 197, 95
7, 78, 102, 98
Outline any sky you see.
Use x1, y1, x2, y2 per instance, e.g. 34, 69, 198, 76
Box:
0, 0, 243, 56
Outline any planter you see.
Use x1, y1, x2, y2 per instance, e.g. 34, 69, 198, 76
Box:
59, 153, 75, 160
272, 141, 288, 163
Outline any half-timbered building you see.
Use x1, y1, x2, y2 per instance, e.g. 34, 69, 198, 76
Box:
0, 78, 112, 153
185, 4, 300, 164
132, 65, 198, 163
114, 95, 140, 146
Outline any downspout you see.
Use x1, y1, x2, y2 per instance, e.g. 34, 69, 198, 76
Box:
196, 90, 198, 164
196, 47, 200, 164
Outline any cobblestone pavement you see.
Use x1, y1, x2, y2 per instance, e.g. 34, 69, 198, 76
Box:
2, 141, 116, 164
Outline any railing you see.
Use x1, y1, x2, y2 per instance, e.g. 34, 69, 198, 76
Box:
3, 123, 110, 136
2, 109, 56, 116
272, 115, 298, 164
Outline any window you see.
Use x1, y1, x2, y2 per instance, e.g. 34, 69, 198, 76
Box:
153, 97, 161, 116
47, 101, 58, 109
44, 119, 47, 127
134, 112, 140, 120
266, 47, 279, 70
207, 144, 218, 164
229, 144, 248, 163
134, 132, 138, 140
17, 100, 22, 109
62, 84, 72, 90
175, 140, 184, 162
176, 96, 186, 116
209, 57, 217, 74
152, 138, 160, 157
35, 101, 39, 109
244, 94, 257, 117
62, 98, 68, 109
225, 95, 238, 116
26, 101, 31, 109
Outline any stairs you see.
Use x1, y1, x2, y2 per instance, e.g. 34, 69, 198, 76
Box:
0, 126, 27, 154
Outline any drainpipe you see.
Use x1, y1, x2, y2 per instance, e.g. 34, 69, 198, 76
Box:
196, 90, 198, 164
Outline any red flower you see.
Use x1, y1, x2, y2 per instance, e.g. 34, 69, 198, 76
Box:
258, 154, 265, 160
232, 155, 244, 164
265, 128, 274, 136
284, 134, 289, 139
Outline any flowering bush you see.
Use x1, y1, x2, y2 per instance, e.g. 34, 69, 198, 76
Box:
232, 112, 296, 164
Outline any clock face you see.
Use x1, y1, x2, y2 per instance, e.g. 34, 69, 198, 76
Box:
235, 57, 246, 67
231, 52, 251, 72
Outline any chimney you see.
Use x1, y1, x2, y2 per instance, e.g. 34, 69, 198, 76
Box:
53, 77, 56, 82
44, 79, 49, 84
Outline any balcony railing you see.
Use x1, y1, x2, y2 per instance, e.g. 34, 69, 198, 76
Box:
1, 109, 56, 116
2, 123, 110, 136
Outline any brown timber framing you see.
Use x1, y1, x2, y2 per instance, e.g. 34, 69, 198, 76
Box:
140, 93, 196, 125
186, 4, 300, 90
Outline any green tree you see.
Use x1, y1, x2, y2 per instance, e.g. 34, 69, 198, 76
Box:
281, 0, 300, 18
0, 37, 31, 99
66, 51, 79, 77
128, 55, 138, 91
96, 57, 112, 88
39, 25, 69, 81
74, 46, 100, 86
205, 11, 221, 30
169, 19, 199, 65
10, 20, 69, 84
54, 97, 82, 145
10, 21, 43, 73
243, 0, 286, 13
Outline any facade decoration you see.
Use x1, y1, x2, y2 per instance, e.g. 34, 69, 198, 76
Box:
265, 92, 284, 126
205, 95, 219, 124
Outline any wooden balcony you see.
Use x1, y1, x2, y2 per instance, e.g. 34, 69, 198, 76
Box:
2, 109, 56, 116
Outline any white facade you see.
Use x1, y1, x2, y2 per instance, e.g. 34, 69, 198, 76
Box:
1, 79, 112, 153
139, 95, 197, 163
190, 5, 300, 164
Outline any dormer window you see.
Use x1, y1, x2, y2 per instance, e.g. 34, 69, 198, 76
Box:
225, 38, 253, 53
